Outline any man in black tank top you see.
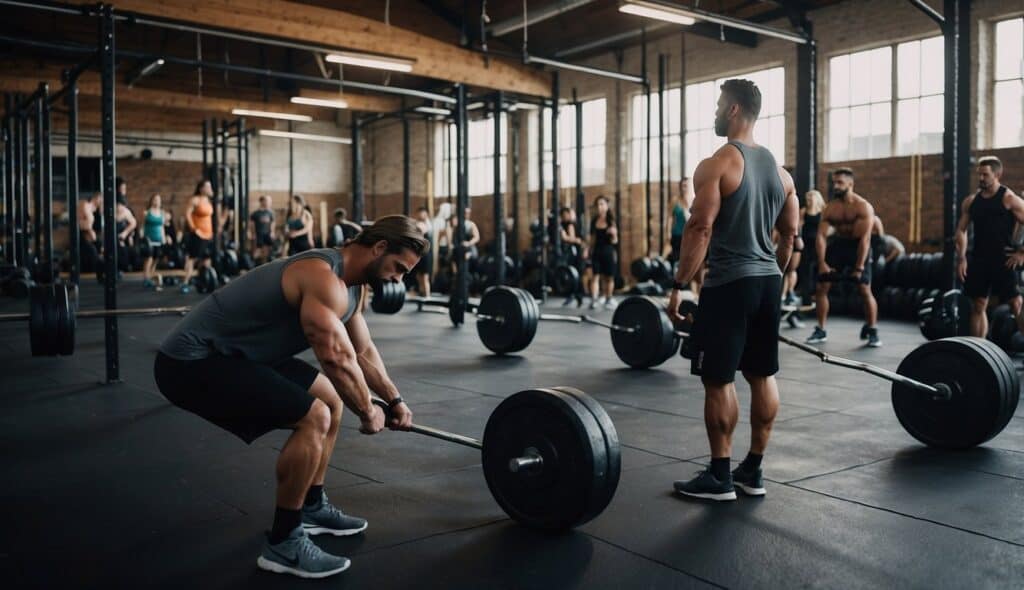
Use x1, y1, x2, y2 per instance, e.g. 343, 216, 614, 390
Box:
153, 216, 429, 579
955, 156, 1024, 337
668, 79, 800, 502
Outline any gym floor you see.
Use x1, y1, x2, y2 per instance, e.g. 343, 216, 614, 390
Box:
1, 284, 1022, 589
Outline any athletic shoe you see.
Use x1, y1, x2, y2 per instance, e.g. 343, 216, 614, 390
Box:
256, 526, 350, 579
673, 470, 736, 501
731, 464, 766, 496
301, 491, 368, 536
866, 328, 882, 348
859, 324, 870, 340
562, 296, 574, 307
142, 279, 155, 289
589, 300, 599, 311
805, 326, 827, 344
786, 314, 804, 329
603, 298, 617, 310
179, 284, 191, 294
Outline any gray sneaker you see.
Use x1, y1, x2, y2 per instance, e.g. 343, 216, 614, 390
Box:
302, 491, 368, 536
257, 526, 350, 579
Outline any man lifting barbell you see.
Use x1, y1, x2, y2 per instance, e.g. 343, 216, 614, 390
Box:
668, 78, 800, 501
806, 167, 881, 347
154, 215, 428, 579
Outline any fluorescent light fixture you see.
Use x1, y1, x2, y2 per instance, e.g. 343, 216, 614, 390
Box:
618, 0, 809, 44
511, 102, 539, 111
258, 129, 352, 144
140, 58, 165, 76
325, 51, 415, 73
290, 96, 349, 110
231, 108, 313, 122
467, 101, 486, 110
618, 0, 696, 25
414, 106, 452, 116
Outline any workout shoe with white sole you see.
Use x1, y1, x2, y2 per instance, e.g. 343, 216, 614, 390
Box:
731, 464, 766, 496
786, 314, 804, 329
866, 328, 882, 348
805, 326, 827, 344
673, 470, 736, 501
859, 323, 870, 340
256, 526, 350, 579
301, 491, 368, 536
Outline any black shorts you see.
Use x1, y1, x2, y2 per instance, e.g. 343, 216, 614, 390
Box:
255, 232, 274, 248
153, 351, 318, 444
689, 275, 782, 383
289, 237, 313, 254
592, 245, 617, 277
963, 257, 1020, 301
824, 239, 872, 284
185, 233, 214, 260
413, 251, 431, 275
669, 234, 682, 262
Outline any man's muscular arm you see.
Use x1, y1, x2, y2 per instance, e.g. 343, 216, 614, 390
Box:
775, 168, 800, 273
817, 206, 833, 272
854, 201, 875, 273
955, 195, 973, 281
674, 156, 723, 285
298, 266, 375, 420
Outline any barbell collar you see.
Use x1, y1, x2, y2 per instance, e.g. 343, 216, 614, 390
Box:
508, 447, 544, 473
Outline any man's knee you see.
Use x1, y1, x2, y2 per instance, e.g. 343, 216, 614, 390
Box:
972, 297, 988, 314
300, 399, 332, 436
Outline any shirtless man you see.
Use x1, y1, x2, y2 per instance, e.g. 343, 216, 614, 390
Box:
76, 192, 103, 273
806, 167, 881, 347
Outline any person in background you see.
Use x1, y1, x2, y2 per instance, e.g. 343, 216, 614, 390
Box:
77, 192, 103, 273
181, 179, 216, 294
328, 208, 362, 248
115, 193, 137, 276
141, 194, 167, 290
588, 195, 618, 310
410, 206, 433, 297
444, 207, 481, 273
666, 177, 692, 263
559, 207, 587, 307
797, 189, 826, 304
882, 233, 906, 262
284, 195, 315, 256
250, 195, 276, 263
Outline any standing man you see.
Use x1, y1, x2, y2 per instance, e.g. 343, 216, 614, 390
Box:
668, 79, 799, 501
956, 156, 1024, 337
155, 216, 427, 579
250, 195, 276, 263
805, 168, 881, 347
76, 192, 103, 273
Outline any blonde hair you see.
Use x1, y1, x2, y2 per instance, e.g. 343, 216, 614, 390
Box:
805, 190, 825, 214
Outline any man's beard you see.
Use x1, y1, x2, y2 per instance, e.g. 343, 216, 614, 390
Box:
832, 187, 849, 199
714, 113, 729, 137
979, 180, 993, 191
365, 257, 386, 290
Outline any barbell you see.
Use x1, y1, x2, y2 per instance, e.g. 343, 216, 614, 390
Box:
0, 283, 190, 356
373, 386, 620, 531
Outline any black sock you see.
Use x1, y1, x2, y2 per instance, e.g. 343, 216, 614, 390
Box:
740, 452, 763, 471
269, 507, 302, 544
304, 484, 324, 507
710, 457, 731, 482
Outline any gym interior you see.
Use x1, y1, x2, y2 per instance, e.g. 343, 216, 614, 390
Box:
1, 0, 1022, 588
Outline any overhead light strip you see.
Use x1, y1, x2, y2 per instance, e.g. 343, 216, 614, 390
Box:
290, 96, 349, 110
258, 130, 352, 144
232, 108, 313, 122
325, 51, 415, 73
618, 0, 809, 45
414, 106, 452, 116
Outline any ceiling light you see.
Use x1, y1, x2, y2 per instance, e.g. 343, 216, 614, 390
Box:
512, 102, 539, 111
258, 130, 352, 144
325, 51, 415, 73
618, 1, 696, 26
414, 106, 452, 116
467, 101, 486, 110
231, 108, 313, 122
290, 96, 349, 110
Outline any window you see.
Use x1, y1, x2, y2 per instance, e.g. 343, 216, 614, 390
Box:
629, 66, 785, 182
528, 98, 607, 190
681, 67, 785, 179
994, 17, 1023, 148
896, 36, 944, 155
434, 114, 508, 198
827, 46, 892, 161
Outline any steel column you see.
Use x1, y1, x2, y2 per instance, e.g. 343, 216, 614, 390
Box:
41, 85, 53, 278
551, 72, 562, 257
794, 21, 817, 199
574, 90, 585, 239
493, 91, 505, 285
943, 0, 970, 290
402, 109, 411, 217
657, 54, 666, 252
351, 113, 363, 222
66, 77, 79, 284
99, 3, 119, 383
452, 84, 469, 325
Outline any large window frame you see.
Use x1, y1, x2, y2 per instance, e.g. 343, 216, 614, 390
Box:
434, 114, 508, 198
826, 46, 894, 162
895, 36, 945, 156
527, 98, 607, 190
992, 16, 1024, 149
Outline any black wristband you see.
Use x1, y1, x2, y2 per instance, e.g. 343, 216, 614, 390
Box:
387, 397, 405, 410
672, 281, 687, 291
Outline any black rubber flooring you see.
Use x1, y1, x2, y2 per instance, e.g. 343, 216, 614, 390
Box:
1, 282, 1022, 589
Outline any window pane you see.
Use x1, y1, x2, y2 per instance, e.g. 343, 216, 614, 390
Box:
870, 47, 893, 102
582, 99, 607, 146
896, 98, 920, 155
870, 102, 891, 157
994, 79, 1024, 148
849, 51, 872, 105
995, 18, 1023, 81
919, 36, 944, 95
830, 54, 850, 107
897, 39, 921, 99
828, 108, 850, 161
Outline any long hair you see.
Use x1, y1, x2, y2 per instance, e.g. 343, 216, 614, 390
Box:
288, 194, 307, 219
592, 195, 615, 226
193, 179, 210, 196
148, 194, 161, 209
351, 215, 430, 256
805, 190, 825, 214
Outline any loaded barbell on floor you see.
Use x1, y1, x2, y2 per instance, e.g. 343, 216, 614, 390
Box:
371, 386, 620, 531
0, 283, 190, 356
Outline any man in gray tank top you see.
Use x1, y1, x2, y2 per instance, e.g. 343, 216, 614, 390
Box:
668, 79, 800, 502
154, 215, 428, 579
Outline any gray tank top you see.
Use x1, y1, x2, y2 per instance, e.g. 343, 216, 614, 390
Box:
160, 248, 363, 363
704, 140, 787, 288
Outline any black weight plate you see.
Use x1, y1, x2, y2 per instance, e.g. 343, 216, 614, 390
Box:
511, 287, 540, 352
553, 265, 581, 296
676, 298, 698, 335
477, 286, 535, 354
29, 285, 54, 356
482, 388, 610, 531
987, 305, 1015, 351
649, 257, 672, 283
961, 338, 1018, 437
610, 296, 676, 369
370, 281, 406, 314
892, 337, 1016, 449
67, 283, 80, 313
630, 257, 652, 282
549, 386, 621, 522
54, 283, 75, 356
